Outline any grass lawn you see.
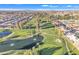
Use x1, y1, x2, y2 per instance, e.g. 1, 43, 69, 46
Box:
10, 29, 34, 38
0, 29, 3, 32
0, 29, 35, 42
0, 17, 79, 55
14, 18, 68, 55
36, 28, 67, 55
3, 29, 36, 41
65, 38, 79, 55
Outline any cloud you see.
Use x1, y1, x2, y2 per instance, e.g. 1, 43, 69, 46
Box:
50, 5, 58, 8
41, 5, 49, 7
66, 5, 72, 7
41, 4, 58, 8
0, 8, 26, 10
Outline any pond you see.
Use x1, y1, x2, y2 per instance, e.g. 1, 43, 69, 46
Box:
0, 29, 12, 38
0, 34, 43, 53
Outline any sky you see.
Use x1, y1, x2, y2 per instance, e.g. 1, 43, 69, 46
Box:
0, 4, 79, 10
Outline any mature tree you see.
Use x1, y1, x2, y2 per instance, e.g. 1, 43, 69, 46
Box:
34, 12, 41, 34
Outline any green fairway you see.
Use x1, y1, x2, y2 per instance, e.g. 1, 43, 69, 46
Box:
36, 28, 67, 55
0, 15, 79, 55
10, 29, 33, 38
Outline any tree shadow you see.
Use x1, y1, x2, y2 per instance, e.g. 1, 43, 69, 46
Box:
41, 21, 47, 23
23, 25, 36, 29
41, 22, 55, 29
64, 51, 77, 55
39, 47, 61, 55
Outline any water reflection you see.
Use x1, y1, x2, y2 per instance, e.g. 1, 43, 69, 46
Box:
0, 34, 43, 52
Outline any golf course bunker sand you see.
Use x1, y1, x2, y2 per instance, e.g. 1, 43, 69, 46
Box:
56, 39, 62, 43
